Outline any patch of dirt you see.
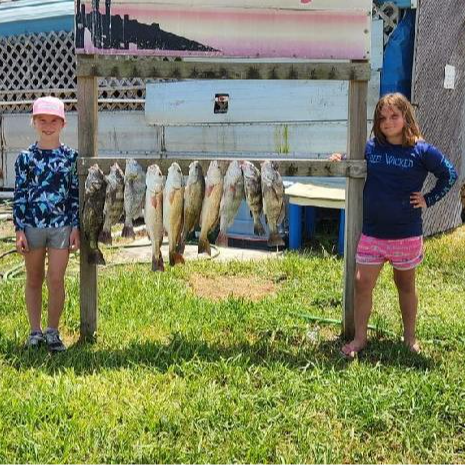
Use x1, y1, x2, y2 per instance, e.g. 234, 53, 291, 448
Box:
189, 274, 277, 302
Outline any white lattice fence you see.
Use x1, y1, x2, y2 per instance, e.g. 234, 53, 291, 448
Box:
0, 30, 146, 112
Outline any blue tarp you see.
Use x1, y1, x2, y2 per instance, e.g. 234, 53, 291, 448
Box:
380, 9, 416, 100
376, 0, 413, 7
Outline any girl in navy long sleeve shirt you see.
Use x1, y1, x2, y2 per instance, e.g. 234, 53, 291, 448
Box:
333, 93, 457, 359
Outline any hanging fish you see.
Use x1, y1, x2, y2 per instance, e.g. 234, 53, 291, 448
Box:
261, 160, 285, 247
198, 160, 224, 255
145, 164, 165, 272
99, 162, 124, 245
82, 164, 106, 265
163, 162, 185, 266
122, 159, 146, 239
179, 161, 205, 254
216, 160, 245, 247
242, 161, 265, 237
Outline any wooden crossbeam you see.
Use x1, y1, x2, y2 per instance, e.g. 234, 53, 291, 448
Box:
77, 56, 371, 81
77, 157, 367, 179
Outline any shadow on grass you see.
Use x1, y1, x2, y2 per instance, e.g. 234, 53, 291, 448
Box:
0, 331, 433, 375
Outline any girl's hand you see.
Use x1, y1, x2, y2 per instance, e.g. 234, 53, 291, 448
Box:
410, 192, 427, 209
69, 228, 80, 252
329, 153, 344, 162
15, 231, 29, 254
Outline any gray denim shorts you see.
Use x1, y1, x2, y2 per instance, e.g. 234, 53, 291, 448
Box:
25, 226, 72, 250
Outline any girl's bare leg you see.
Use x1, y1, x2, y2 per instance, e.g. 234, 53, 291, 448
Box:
393, 267, 419, 352
24, 248, 46, 332
342, 263, 384, 356
46, 248, 69, 329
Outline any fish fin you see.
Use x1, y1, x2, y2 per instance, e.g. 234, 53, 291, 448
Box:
121, 225, 135, 238
177, 241, 186, 254
198, 237, 211, 256
88, 248, 106, 266
215, 232, 228, 247
98, 229, 112, 245
151, 196, 158, 208
169, 190, 175, 204
206, 185, 214, 197
169, 251, 185, 266
152, 254, 164, 272
268, 233, 285, 248
254, 219, 266, 237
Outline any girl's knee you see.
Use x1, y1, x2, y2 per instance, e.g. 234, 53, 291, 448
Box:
395, 278, 416, 294
355, 274, 376, 293
47, 274, 65, 291
393, 270, 416, 293
26, 272, 45, 289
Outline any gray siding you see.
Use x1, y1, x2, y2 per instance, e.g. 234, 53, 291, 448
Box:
412, 0, 464, 236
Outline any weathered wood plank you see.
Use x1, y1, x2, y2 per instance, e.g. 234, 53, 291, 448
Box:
76, 56, 371, 81
343, 80, 367, 340
77, 76, 99, 342
145, 72, 380, 125
77, 157, 366, 179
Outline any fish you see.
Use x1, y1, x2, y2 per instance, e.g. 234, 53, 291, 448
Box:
82, 164, 107, 265
145, 164, 165, 272
122, 159, 146, 239
261, 160, 285, 247
163, 162, 185, 266
198, 160, 224, 255
216, 160, 245, 247
242, 161, 266, 237
179, 161, 205, 253
99, 162, 124, 245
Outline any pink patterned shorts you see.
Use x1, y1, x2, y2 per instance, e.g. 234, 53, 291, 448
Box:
356, 234, 424, 270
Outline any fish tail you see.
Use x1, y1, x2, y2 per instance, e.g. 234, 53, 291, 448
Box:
267, 233, 285, 248
152, 254, 165, 272
215, 231, 228, 247
88, 248, 106, 266
169, 251, 185, 266
253, 218, 266, 237
121, 225, 135, 239
98, 229, 112, 245
198, 237, 211, 256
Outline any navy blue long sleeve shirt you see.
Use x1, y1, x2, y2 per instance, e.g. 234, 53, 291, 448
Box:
363, 139, 457, 239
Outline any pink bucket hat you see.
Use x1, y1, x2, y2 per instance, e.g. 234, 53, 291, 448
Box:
33, 96, 66, 121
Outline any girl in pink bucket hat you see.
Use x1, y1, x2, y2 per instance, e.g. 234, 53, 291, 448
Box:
13, 96, 80, 352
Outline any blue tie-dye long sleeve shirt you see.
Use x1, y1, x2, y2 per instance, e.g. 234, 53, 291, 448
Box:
13, 143, 79, 231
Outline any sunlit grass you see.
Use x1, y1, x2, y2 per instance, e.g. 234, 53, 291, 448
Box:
0, 217, 464, 463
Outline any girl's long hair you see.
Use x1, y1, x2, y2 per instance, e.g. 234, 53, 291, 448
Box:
372, 93, 422, 146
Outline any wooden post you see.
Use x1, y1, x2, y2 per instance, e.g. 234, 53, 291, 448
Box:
77, 73, 99, 341
343, 79, 368, 340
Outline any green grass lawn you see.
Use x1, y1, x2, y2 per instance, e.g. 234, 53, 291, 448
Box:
0, 223, 464, 463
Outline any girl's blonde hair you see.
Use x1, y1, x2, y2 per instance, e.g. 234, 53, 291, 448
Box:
372, 92, 422, 146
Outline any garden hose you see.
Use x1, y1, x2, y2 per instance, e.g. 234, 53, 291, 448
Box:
2, 263, 24, 281
290, 310, 398, 337
0, 249, 16, 260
